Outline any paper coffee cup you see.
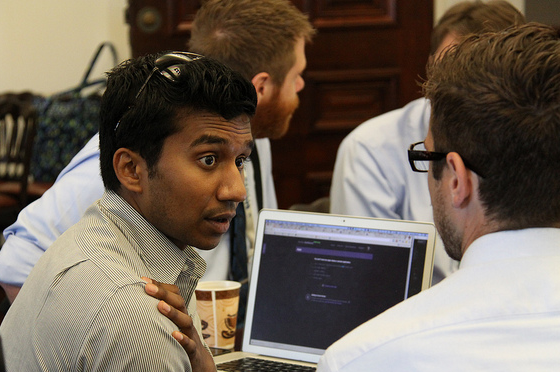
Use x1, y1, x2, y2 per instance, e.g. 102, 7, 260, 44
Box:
195, 280, 241, 349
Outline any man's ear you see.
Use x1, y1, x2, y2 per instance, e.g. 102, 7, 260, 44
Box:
113, 148, 145, 194
251, 72, 274, 102
446, 152, 474, 209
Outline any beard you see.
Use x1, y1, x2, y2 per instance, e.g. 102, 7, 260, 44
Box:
250, 87, 299, 140
432, 186, 464, 261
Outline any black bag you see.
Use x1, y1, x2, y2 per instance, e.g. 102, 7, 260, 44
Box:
30, 42, 118, 183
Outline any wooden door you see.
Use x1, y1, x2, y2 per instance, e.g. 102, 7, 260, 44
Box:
126, 0, 433, 209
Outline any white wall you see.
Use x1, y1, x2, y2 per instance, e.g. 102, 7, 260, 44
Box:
1, 0, 525, 96
0, 0, 129, 96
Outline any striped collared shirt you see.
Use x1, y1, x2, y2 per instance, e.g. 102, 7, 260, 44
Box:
0, 191, 207, 371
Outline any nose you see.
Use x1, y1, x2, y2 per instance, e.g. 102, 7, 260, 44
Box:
217, 164, 247, 203
296, 75, 305, 93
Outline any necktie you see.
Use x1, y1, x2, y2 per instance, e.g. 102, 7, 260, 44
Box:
229, 147, 263, 327
230, 203, 248, 326
250, 147, 263, 210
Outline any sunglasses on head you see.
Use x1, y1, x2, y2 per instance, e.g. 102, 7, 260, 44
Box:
114, 51, 204, 132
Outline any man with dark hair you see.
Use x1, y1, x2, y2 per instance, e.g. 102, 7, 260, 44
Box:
0, 0, 315, 327
0, 52, 257, 371
330, 0, 525, 284
319, 23, 560, 370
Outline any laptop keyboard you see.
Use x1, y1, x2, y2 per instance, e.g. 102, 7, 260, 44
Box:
217, 357, 316, 372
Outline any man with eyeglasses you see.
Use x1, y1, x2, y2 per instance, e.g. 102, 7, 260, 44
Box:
317, 23, 560, 371
329, 1, 525, 285
0, 52, 256, 371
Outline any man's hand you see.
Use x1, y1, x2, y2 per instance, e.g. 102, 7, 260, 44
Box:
143, 277, 217, 372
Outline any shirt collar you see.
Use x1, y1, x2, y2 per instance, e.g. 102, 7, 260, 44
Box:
99, 191, 207, 284
460, 227, 560, 269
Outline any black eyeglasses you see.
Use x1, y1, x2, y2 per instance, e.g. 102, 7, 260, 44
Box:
408, 141, 485, 177
408, 141, 447, 172
114, 51, 204, 132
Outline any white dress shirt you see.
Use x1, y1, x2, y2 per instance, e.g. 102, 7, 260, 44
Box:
318, 228, 560, 371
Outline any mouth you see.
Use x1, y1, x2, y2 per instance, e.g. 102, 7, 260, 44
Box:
205, 211, 236, 234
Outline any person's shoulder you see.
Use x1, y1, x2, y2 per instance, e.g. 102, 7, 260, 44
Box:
341, 98, 430, 149
62, 133, 99, 169
322, 275, 466, 368
81, 281, 191, 370
97, 280, 160, 318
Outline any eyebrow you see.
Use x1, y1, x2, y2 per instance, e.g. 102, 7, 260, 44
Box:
190, 134, 254, 151
191, 134, 226, 147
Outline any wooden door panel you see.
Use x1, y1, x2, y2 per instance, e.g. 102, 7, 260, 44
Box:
272, 0, 432, 208
127, 0, 200, 57
310, 0, 396, 28
307, 69, 399, 132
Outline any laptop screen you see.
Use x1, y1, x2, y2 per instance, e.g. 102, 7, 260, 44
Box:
244, 210, 435, 361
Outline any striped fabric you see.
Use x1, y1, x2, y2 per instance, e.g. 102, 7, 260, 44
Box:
0, 191, 207, 371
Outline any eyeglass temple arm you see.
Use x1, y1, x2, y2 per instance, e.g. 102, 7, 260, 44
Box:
134, 68, 158, 100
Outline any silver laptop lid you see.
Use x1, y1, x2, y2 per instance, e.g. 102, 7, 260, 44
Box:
242, 209, 436, 364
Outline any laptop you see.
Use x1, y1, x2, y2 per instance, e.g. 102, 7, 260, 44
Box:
214, 209, 436, 371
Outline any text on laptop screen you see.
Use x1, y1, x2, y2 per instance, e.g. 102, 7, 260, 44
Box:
249, 219, 429, 355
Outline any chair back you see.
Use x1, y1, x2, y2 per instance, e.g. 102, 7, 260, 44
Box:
0, 93, 38, 207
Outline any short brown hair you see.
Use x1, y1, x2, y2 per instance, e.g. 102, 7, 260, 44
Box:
431, 0, 525, 54
424, 23, 560, 228
189, 0, 316, 85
